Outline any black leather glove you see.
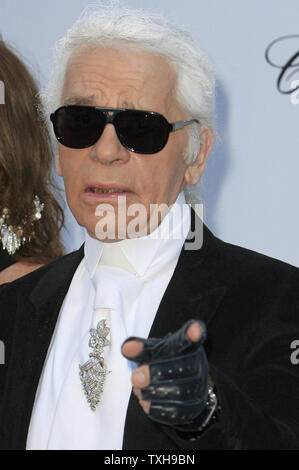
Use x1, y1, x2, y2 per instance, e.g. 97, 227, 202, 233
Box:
123, 320, 212, 432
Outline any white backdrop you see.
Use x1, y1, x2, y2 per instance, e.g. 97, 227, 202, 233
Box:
1, 0, 299, 266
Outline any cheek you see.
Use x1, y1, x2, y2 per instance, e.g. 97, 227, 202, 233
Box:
164, 150, 188, 186
145, 155, 187, 202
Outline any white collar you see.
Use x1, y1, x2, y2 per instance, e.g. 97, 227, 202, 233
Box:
84, 191, 190, 279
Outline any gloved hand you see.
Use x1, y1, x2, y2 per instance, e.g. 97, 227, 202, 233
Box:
122, 320, 213, 432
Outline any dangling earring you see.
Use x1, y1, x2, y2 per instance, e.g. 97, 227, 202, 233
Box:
0, 195, 44, 255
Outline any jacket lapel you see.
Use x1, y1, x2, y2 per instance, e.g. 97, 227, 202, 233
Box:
150, 223, 227, 336
0, 247, 84, 449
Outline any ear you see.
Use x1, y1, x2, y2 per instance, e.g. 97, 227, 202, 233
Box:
55, 146, 62, 176
184, 128, 213, 186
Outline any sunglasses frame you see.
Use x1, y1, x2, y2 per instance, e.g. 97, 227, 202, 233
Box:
50, 105, 199, 154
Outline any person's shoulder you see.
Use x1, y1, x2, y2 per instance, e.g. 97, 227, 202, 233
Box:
0, 246, 84, 297
208, 228, 299, 288
0, 261, 44, 285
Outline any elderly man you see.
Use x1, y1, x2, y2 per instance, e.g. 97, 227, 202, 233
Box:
0, 6, 299, 450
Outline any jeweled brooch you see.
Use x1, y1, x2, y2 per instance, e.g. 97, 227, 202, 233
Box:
79, 319, 111, 411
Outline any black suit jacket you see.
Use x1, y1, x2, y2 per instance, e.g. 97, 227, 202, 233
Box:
0, 224, 299, 450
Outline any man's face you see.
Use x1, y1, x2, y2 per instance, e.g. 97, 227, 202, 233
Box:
56, 46, 207, 240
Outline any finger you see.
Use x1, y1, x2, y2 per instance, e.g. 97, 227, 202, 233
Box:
133, 387, 142, 400
121, 336, 160, 363
139, 399, 150, 415
133, 387, 151, 414
131, 365, 150, 388
186, 321, 204, 343
158, 319, 205, 356
121, 320, 206, 365
121, 338, 143, 359
149, 347, 207, 382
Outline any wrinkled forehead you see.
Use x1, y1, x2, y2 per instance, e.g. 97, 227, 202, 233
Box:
60, 44, 180, 115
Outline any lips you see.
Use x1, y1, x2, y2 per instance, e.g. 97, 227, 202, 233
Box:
87, 187, 127, 194
84, 183, 133, 199
85, 183, 131, 192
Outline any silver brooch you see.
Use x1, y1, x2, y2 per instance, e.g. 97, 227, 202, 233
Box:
79, 319, 111, 411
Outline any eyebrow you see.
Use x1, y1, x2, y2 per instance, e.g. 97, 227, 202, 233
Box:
63, 96, 138, 110
63, 95, 95, 106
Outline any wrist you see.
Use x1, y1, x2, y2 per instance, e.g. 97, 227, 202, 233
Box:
173, 381, 221, 437
196, 384, 219, 432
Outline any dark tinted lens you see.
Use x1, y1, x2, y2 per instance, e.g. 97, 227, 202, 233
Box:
53, 106, 105, 149
115, 110, 170, 154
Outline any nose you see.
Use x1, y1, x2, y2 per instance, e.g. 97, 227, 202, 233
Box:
89, 123, 131, 164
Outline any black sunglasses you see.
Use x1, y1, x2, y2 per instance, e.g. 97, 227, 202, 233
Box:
50, 105, 199, 154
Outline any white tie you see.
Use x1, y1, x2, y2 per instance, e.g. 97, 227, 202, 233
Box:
39, 248, 144, 449
87, 264, 140, 444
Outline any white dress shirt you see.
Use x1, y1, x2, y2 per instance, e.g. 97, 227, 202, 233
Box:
26, 191, 190, 450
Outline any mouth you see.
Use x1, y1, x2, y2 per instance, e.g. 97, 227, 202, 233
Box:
84, 183, 133, 199
86, 187, 127, 194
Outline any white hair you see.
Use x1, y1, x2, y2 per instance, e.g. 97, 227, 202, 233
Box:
42, 3, 215, 164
